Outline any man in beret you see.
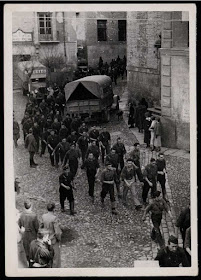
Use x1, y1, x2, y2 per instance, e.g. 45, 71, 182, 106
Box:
155, 235, 190, 267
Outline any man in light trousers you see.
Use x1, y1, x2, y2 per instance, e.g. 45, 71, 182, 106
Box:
121, 158, 142, 210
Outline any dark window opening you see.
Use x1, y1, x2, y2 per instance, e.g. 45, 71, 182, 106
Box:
69, 83, 98, 101
31, 78, 46, 83
97, 20, 107, 41
118, 20, 126, 41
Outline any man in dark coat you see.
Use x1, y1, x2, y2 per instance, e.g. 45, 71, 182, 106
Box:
155, 235, 190, 267
86, 140, 100, 161
77, 131, 90, 164
40, 128, 49, 157
51, 118, 61, 135
100, 162, 119, 215
142, 157, 158, 204
143, 112, 152, 148
13, 117, 20, 147
142, 191, 173, 248
112, 137, 126, 171
59, 124, 69, 141
63, 114, 72, 134
22, 117, 33, 141
175, 205, 190, 246
25, 128, 38, 168
89, 126, 99, 146
99, 127, 111, 164
18, 200, 39, 263
32, 122, 40, 153
83, 153, 100, 203
63, 143, 81, 178
29, 229, 54, 268
59, 166, 76, 215
53, 138, 70, 165
67, 130, 78, 145
47, 130, 60, 166
156, 153, 168, 201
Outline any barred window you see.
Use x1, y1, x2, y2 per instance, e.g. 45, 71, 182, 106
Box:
97, 20, 107, 41
118, 20, 126, 41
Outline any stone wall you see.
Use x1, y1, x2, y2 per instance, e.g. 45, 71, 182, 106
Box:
127, 11, 163, 106
160, 11, 190, 151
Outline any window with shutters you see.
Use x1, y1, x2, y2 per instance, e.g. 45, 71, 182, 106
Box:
118, 20, 126, 41
97, 20, 107, 41
38, 12, 53, 41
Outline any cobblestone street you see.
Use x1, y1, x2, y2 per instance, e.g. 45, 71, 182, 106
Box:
14, 78, 190, 267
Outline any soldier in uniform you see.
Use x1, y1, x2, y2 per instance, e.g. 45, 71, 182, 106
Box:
142, 190, 173, 248
77, 131, 90, 164
142, 157, 158, 205
112, 137, 126, 171
100, 162, 119, 215
40, 128, 49, 157
155, 235, 190, 267
29, 229, 54, 268
89, 126, 99, 146
105, 149, 122, 199
53, 138, 70, 165
59, 124, 69, 141
59, 166, 76, 215
82, 152, 100, 203
51, 118, 61, 135
47, 130, 60, 166
130, 143, 144, 182
156, 153, 168, 201
67, 130, 78, 145
99, 127, 111, 164
63, 143, 81, 178
41, 203, 62, 268
22, 117, 33, 142
121, 158, 142, 210
13, 117, 20, 147
25, 128, 38, 168
86, 140, 100, 161
32, 122, 40, 153
63, 114, 72, 134
78, 122, 89, 136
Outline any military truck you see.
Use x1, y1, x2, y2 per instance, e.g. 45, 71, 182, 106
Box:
64, 75, 118, 123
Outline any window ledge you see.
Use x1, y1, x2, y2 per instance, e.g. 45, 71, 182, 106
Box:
39, 40, 60, 43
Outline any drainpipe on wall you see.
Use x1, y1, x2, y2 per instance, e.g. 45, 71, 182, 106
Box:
63, 12, 67, 62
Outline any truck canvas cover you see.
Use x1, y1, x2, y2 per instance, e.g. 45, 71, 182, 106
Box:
65, 75, 112, 102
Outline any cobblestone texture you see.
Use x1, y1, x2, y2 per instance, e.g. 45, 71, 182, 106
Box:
13, 77, 190, 267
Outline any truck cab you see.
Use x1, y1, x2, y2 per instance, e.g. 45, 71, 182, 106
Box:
17, 61, 47, 95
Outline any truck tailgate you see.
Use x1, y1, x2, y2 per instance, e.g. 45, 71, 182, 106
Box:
66, 100, 100, 114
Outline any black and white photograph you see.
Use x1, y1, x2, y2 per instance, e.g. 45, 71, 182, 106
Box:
4, 3, 197, 277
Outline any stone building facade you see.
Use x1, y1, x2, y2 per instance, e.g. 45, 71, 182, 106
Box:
127, 11, 163, 106
160, 11, 189, 150
12, 11, 127, 69
76, 12, 127, 68
127, 11, 190, 150
12, 11, 77, 68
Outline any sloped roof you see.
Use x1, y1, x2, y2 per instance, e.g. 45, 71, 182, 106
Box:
65, 75, 112, 101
